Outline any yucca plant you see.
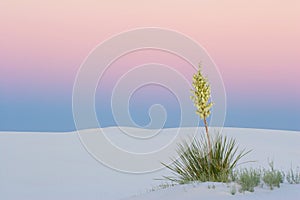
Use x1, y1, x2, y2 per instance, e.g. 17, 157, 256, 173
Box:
162, 133, 250, 184
190, 64, 213, 154
162, 63, 250, 184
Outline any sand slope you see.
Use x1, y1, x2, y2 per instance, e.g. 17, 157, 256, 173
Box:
0, 127, 299, 200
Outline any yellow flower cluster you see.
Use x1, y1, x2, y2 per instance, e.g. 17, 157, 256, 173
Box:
190, 65, 213, 120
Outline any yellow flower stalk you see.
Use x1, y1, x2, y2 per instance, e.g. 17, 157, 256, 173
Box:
191, 64, 213, 154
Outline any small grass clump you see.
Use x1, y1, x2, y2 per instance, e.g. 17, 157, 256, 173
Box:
162, 134, 250, 184
237, 169, 261, 192
148, 182, 175, 192
230, 184, 237, 195
207, 184, 216, 189
286, 167, 300, 184
262, 162, 284, 190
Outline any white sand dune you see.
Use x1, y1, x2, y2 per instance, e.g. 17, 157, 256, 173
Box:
127, 182, 300, 200
0, 127, 299, 200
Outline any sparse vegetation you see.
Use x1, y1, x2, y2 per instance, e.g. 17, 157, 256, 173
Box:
237, 168, 261, 192
286, 167, 300, 184
228, 162, 299, 194
148, 182, 176, 192
156, 163, 300, 196
160, 62, 298, 197
262, 162, 284, 190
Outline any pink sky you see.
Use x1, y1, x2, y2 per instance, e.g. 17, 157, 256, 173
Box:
0, 0, 299, 131
1, 0, 299, 97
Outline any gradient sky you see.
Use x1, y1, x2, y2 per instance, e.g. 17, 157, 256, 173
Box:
1, 0, 299, 131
